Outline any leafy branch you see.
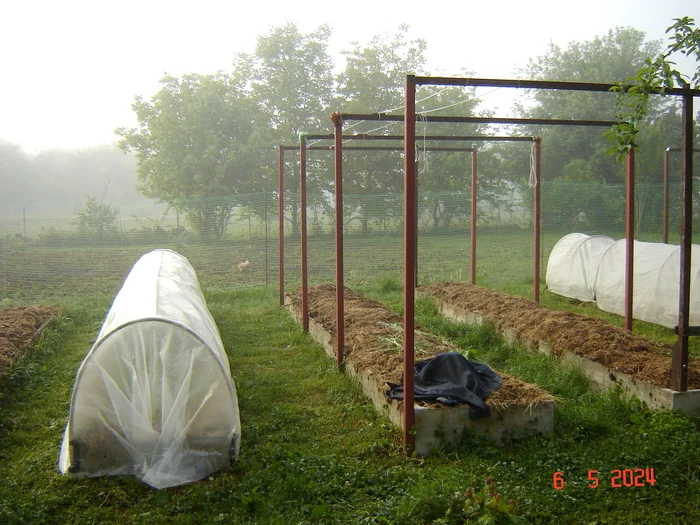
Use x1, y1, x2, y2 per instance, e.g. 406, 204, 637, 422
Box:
604, 17, 700, 161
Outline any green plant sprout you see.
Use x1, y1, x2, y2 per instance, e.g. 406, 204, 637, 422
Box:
435, 477, 519, 525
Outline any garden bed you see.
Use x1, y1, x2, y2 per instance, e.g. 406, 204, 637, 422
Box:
0, 305, 59, 380
285, 285, 555, 455
418, 282, 700, 416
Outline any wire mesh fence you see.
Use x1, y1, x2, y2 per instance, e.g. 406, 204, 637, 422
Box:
0, 182, 697, 301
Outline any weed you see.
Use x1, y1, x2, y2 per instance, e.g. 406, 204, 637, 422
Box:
435, 477, 519, 524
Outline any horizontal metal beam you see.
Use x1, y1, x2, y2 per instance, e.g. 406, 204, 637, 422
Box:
308, 134, 536, 142
666, 147, 699, 153
411, 75, 700, 97
337, 113, 617, 127
675, 326, 700, 337
281, 145, 475, 152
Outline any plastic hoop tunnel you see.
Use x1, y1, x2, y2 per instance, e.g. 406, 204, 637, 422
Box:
59, 249, 241, 489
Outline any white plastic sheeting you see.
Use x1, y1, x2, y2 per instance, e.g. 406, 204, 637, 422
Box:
546, 233, 615, 302
59, 249, 241, 489
595, 240, 700, 329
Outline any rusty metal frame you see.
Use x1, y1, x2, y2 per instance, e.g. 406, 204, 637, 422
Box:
278, 140, 477, 324
395, 76, 699, 454
327, 125, 547, 456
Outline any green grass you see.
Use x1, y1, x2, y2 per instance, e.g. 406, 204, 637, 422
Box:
1, 287, 699, 524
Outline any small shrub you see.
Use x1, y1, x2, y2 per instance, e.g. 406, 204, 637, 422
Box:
379, 275, 402, 293
435, 477, 519, 525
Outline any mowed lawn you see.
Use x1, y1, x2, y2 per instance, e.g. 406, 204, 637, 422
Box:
1, 286, 699, 524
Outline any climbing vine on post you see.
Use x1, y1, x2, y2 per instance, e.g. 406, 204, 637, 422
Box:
605, 17, 700, 161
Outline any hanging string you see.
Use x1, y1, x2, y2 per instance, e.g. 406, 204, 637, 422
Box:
415, 113, 429, 173
528, 140, 537, 188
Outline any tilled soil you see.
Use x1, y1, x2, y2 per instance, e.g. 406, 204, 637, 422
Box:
0, 305, 59, 379
419, 281, 700, 389
287, 285, 555, 409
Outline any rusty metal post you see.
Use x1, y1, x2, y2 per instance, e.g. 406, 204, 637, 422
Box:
332, 113, 345, 368
470, 150, 477, 285
415, 160, 419, 288
673, 94, 693, 392
279, 146, 285, 306
533, 138, 542, 303
624, 149, 635, 331
403, 76, 417, 454
663, 148, 670, 244
300, 135, 309, 332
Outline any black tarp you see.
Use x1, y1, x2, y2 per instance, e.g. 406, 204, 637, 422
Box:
386, 352, 502, 419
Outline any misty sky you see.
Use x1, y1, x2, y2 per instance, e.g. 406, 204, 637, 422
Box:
1, 0, 698, 154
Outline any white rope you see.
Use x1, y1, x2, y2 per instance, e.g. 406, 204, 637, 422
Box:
528, 140, 537, 188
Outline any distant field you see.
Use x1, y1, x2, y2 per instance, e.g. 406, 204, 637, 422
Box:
0, 228, 553, 299
1, 226, 698, 355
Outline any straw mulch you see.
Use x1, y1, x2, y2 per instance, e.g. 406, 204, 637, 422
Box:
419, 281, 700, 389
287, 285, 554, 409
0, 305, 59, 379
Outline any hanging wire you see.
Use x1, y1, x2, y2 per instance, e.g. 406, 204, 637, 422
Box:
417, 113, 429, 173
528, 140, 537, 188
311, 82, 506, 147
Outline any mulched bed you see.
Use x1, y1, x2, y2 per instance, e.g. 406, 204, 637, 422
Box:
287, 285, 555, 410
419, 281, 700, 390
0, 305, 59, 379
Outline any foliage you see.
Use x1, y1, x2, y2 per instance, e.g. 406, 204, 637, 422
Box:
605, 17, 700, 160
435, 478, 519, 525
75, 195, 118, 238
0, 143, 144, 213
251, 23, 334, 137
247, 23, 336, 234
0, 141, 33, 208
335, 27, 427, 232
518, 27, 670, 184
116, 72, 260, 239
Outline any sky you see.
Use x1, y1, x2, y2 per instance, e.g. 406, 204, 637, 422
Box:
1, 0, 698, 154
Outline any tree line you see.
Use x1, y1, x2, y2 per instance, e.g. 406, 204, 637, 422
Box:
3, 21, 698, 240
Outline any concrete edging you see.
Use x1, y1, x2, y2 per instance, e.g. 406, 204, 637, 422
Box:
420, 292, 700, 418
285, 295, 555, 455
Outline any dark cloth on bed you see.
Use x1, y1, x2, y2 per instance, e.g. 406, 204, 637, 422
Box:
386, 352, 501, 419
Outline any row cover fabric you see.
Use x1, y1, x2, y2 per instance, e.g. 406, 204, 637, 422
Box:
546, 233, 615, 302
547, 234, 700, 329
59, 249, 241, 489
595, 240, 700, 329
386, 352, 502, 419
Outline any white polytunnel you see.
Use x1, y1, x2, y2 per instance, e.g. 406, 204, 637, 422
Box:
546, 233, 615, 302
59, 249, 241, 489
595, 240, 700, 329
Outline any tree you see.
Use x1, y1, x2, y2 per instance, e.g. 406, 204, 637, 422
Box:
116, 72, 259, 239
247, 23, 336, 235
518, 27, 667, 185
413, 85, 489, 229
336, 27, 427, 233
76, 195, 118, 238
0, 141, 33, 208
606, 17, 700, 158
